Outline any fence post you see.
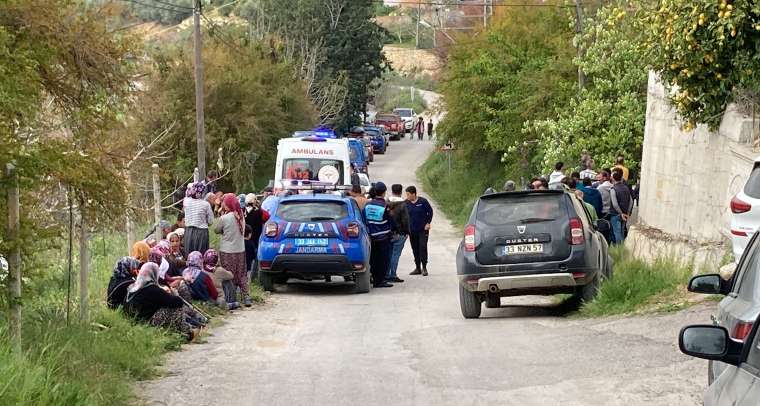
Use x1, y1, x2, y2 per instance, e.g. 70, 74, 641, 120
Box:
125, 170, 135, 255
153, 164, 162, 243
79, 200, 89, 322
6, 163, 21, 352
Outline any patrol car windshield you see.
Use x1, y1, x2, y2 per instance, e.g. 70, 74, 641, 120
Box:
283, 159, 344, 184
277, 201, 349, 222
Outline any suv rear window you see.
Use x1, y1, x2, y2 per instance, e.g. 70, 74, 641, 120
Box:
745, 164, 760, 198
277, 201, 348, 222
477, 194, 564, 226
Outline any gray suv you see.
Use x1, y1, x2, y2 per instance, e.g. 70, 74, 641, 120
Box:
456, 190, 613, 318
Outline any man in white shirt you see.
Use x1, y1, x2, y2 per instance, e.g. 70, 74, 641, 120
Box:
548, 161, 566, 190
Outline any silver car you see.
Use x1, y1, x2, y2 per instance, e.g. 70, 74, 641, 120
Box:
688, 231, 760, 383
679, 313, 760, 405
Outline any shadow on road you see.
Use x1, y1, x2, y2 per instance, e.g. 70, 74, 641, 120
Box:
480, 296, 582, 319
271, 280, 359, 296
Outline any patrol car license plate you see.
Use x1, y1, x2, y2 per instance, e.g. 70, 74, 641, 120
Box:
503, 244, 543, 255
295, 238, 329, 247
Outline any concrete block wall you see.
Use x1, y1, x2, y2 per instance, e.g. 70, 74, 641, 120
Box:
629, 72, 758, 267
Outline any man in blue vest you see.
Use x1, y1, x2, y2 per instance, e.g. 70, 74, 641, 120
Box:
363, 182, 396, 288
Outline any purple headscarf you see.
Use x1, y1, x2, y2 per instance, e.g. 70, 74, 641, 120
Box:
183, 251, 203, 282
186, 182, 206, 199
203, 249, 219, 272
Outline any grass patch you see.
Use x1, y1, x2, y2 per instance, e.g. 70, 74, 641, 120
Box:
578, 246, 693, 317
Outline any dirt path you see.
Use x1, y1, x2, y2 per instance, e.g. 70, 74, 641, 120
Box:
144, 139, 713, 406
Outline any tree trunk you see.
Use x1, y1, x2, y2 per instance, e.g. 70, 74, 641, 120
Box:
79, 201, 89, 322
6, 163, 21, 353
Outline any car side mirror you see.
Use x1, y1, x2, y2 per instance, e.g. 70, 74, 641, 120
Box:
687, 274, 723, 295
679, 325, 743, 365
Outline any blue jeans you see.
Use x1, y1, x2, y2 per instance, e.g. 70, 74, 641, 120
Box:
387, 234, 407, 280
611, 214, 625, 244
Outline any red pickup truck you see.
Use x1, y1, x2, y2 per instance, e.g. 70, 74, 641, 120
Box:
374, 113, 404, 140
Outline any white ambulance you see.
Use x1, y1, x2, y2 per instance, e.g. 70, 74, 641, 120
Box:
274, 135, 352, 187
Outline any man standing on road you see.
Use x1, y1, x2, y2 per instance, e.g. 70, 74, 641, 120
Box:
415, 117, 424, 141
364, 183, 395, 288
596, 169, 614, 243
406, 186, 433, 276
386, 184, 410, 284
427, 119, 434, 140
610, 170, 633, 244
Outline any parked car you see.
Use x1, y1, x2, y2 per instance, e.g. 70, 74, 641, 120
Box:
374, 113, 404, 140
678, 311, 760, 405
393, 108, 416, 133
356, 173, 371, 195
688, 230, 760, 383
366, 129, 387, 154
456, 189, 612, 318
257, 189, 371, 293
347, 138, 369, 175
730, 157, 760, 259
364, 125, 389, 146
360, 136, 374, 162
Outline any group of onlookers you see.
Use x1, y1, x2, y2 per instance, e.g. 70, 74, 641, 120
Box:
106, 171, 270, 341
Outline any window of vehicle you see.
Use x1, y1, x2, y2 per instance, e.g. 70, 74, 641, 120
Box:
282, 159, 344, 184
744, 164, 760, 198
395, 109, 413, 118
477, 195, 563, 226
376, 115, 398, 122
277, 201, 349, 222
734, 239, 760, 302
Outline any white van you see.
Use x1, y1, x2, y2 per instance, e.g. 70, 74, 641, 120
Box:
274, 136, 352, 187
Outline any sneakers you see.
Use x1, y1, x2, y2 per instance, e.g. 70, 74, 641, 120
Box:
422, 267, 428, 276
244, 297, 253, 307
228, 302, 241, 310
410, 268, 422, 275
373, 282, 394, 288
391, 277, 405, 283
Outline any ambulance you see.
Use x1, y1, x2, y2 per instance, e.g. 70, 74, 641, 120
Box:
274, 135, 352, 187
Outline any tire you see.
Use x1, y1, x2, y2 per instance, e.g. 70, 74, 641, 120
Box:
604, 256, 613, 280
459, 284, 482, 319
259, 272, 275, 292
354, 270, 370, 293
575, 272, 600, 303
485, 294, 500, 309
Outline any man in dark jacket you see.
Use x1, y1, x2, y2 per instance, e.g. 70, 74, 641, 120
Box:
577, 178, 603, 219
405, 185, 434, 276
610, 170, 633, 244
386, 184, 410, 283
364, 182, 396, 288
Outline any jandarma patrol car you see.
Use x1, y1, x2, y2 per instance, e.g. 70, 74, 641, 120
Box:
257, 184, 371, 293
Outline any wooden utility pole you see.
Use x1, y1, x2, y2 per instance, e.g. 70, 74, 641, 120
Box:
483, 0, 488, 28
415, 2, 421, 48
574, 0, 587, 91
79, 201, 89, 322
6, 163, 21, 352
193, 0, 207, 180
152, 164, 162, 243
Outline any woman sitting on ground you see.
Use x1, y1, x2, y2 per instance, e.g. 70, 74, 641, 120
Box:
182, 251, 218, 303
125, 262, 197, 341
106, 257, 141, 309
130, 240, 150, 265
203, 249, 238, 310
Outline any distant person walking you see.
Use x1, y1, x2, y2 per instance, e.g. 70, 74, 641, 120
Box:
427, 120, 434, 140
406, 186, 434, 276
364, 183, 395, 288
183, 182, 214, 254
415, 117, 424, 141
386, 184, 410, 284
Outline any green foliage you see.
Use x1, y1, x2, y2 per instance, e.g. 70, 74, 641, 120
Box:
579, 246, 692, 317
373, 86, 427, 114
528, 3, 647, 175
436, 6, 576, 178
374, 3, 397, 17
639, 0, 760, 130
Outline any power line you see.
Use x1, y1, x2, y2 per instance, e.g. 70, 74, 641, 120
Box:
153, 0, 193, 10
120, 0, 191, 14
374, 0, 577, 7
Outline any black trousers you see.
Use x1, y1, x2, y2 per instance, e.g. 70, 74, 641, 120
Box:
409, 231, 429, 269
370, 239, 391, 285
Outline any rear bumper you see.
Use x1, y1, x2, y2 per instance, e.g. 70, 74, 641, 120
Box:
473, 273, 577, 292
263, 254, 366, 277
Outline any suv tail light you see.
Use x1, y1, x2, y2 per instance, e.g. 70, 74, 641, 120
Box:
569, 218, 584, 245
347, 222, 360, 238
264, 222, 278, 238
464, 224, 476, 252
731, 321, 754, 342
731, 195, 752, 214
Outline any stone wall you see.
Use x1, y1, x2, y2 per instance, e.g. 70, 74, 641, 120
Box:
628, 72, 759, 268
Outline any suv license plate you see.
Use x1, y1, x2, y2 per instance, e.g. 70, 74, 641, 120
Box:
295, 238, 329, 247
503, 244, 543, 255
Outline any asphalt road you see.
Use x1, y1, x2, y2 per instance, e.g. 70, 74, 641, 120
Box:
145, 138, 713, 406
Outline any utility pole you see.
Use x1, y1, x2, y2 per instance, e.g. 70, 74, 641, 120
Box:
152, 164, 162, 244
79, 201, 89, 322
574, 0, 586, 91
415, 2, 421, 49
483, 0, 488, 28
193, 0, 207, 180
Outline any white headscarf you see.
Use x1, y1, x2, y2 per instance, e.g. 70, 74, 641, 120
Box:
128, 262, 159, 294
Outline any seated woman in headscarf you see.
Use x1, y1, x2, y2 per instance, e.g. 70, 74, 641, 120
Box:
106, 257, 141, 309
130, 241, 150, 265
182, 251, 218, 303
125, 262, 196, 341
149, 245, 177, 287
203, 249, 238, 310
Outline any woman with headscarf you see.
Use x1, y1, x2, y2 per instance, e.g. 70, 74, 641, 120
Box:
214, 193, 251, 306
106, 257, 141, 309
182, 251, 218, 303
183, 181, 215, 254
203, 249, 238, 310
165, 231, 187, 278
130, 241, 150, 264
125, 263, 196, 341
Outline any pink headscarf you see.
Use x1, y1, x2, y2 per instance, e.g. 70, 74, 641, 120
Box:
222, 193, 245, 235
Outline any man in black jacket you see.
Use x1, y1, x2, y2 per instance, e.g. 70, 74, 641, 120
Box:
405, 186, 434, 276
386, 184, 410, 283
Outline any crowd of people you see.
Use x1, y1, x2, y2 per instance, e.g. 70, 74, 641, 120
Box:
502, 153, 637, 245
106, 171, 270, 341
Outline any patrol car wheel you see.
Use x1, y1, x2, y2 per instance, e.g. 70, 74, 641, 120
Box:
354, 270, 370, 294
259, 272, 275, 292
